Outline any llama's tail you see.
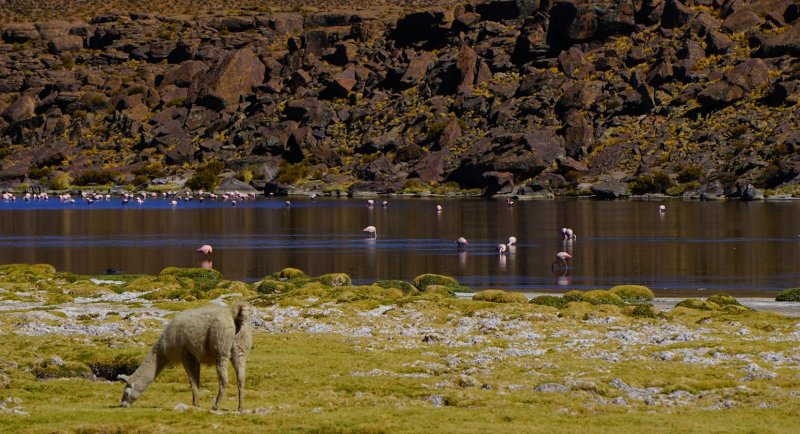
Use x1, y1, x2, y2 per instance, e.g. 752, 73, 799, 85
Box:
230, 301, 252, 334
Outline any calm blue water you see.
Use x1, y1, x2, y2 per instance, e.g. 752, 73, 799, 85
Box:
0, 196, 798, 295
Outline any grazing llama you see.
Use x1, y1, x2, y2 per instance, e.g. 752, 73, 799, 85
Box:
119, 301, 253, 411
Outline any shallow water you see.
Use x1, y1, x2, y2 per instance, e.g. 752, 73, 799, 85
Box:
0, 196, 798, 296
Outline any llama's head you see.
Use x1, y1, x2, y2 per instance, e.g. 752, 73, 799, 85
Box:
118, 374, 140, 407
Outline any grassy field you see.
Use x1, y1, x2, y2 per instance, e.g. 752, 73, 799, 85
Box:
0, 264, 798, 433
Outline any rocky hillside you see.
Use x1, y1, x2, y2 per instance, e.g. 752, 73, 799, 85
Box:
0, 0, 798, 198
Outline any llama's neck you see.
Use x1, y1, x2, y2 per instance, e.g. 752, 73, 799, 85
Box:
128, 346, 162, 393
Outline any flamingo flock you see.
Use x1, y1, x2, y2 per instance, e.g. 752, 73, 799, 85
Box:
3, 190, 672, 287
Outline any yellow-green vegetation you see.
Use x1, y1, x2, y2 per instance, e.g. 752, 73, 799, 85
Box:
1, 264, 799, 433
609, 285, 655, 303
472, 290, 528, 304
776, 288, 800, 302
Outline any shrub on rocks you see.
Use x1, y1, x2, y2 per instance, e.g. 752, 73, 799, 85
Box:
563, 290, 584, 302
530, 295, 569, 309
776, 288, 800, 302
473, 290, 528, 304
582, 290, 624, 306
610, 285, 655, 303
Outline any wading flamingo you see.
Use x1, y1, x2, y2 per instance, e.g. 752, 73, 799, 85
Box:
507, 236, 517, 246
496, 244, 507, 254
553, 251, 572, 268
196, 245, 213, 255
456, 237, 469, 249
363, 226, 377, 238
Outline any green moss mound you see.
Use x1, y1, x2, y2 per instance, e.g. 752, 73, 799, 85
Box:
256, 279, 298, 295
413, 274, 470, 294
413, 273, 459, 289
473, 290, 528, 304
420, 284, 456, 298
776, 287, 800, 302
0, 263, 57, 282
319, 273, 352, 287
159, 267, 223, 291
625, 304, 662, 318
563, 290, 584, 303
373, 279, 418, 295
582, 290, 624, 306
530, 295, 569, 309
610, 285, 655, 303
272, 268, 308, 280
706, 293, 741, 306
675, 295, 749, 313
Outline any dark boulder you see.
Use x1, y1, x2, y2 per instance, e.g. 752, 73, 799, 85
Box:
190, 48, 265, 112
660, 0, 695, 29
756, 21, 800, 57
47, 35, 84, 54
591, 180, 629, 198
475, 0, 542, 21
2, 23, 39, 43
284, 98, 334, 128
2, 94, 37, 123
483, 171, 515, 196
391, 11, 448, 47
547, 0, 635, 50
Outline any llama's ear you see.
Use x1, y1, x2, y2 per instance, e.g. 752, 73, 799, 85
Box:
117, 374, 130, 384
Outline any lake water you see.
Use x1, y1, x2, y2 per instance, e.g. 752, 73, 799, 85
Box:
0, 196, 798, 296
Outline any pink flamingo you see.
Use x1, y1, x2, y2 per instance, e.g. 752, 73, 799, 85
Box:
554, 251, 572, 268
363, 225, 377, 238
436, 204, 443, 213
507, 236, 517, 246
659, 205, 666, 213
366, 199, 374, 207
496, 244, 507, 254
456, 237, 469, 249
196, 245, 213, 255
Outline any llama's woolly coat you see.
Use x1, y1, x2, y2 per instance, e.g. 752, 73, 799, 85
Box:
119, 301, 252, 411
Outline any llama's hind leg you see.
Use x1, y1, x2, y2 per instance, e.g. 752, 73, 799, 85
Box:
212, 356, 229, 410
232, 352, 247, 411
180, 353, 201, 407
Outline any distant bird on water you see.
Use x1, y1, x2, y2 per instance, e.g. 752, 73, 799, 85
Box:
382, 200, 389, 208
196, 245, 213, 255
496, 244, 507, 254
659, 204, 666, 213
456, 237, 469, 249
436, 204, 443, 213
562, 227, 576, 240
367, 199, 374, 207
554, 251, 572, 268
507, 236, 517, 246
363, 225, 377, 238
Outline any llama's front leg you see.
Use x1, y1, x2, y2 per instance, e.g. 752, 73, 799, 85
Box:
212, 356, 229, 410
232, 353, 247, 412
180, 353, 201, 407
